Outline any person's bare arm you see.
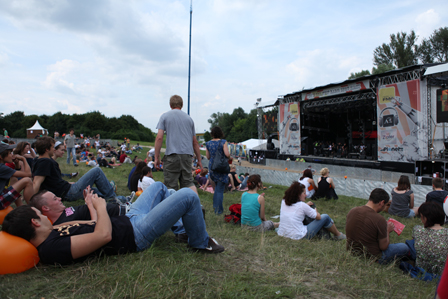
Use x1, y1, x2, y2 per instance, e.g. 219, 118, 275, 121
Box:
258, 194, 266, 221
328, 178, 336, 189
309, 179, 318, 192
33, 176, 45, 195
379, 222, 394, 251
409, 193, 414, 209
223, 141, 230, 158
193, 136, 203, 170
154, 129, 164, 168
70, 194, 112, 260
12, 155, 32, 177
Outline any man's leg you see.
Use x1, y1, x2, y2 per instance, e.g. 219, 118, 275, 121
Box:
128, 187, 209, 251
378, 243, 410, 264
67, 147, 72, 164
128, 182, 185, 235
179, 154, 197, 195
65, 167, 115, 201
72, 148, 77, 165
163, 154, 181, 190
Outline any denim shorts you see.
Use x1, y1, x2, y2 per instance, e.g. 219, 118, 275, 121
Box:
406, 209, 416, 218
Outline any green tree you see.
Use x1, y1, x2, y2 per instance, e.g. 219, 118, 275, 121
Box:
348, 70, 370, 79
203, 131, 211, 142
417, 27, 448, 63
373, 30, 419, 68
371, 63, 396, 75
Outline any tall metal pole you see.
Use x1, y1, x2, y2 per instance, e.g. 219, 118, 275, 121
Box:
187, 0, 192, 115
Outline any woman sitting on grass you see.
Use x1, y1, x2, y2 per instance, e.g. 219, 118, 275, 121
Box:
412, 202, 448, 275
298, 169, 318, 199
241, 174, 279, 232
138, 166, 155, 192
389, 175, 418, 218
277, 181, 346, 240
314, 167, 338, 200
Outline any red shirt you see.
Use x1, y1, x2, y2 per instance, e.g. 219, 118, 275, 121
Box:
119, 154, 127, 163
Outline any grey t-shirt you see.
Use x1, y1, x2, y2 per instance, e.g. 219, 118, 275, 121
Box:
388, 189, 413, 218
65, 134, 76, 148
156, 109, 195, 156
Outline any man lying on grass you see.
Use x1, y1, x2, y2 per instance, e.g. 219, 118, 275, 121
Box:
29, 183, 187, 240
3, 182, 224, 265
345, 188, 410, 264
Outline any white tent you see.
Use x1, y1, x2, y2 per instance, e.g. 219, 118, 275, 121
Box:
240, 138, 279, 150
26, 120, 48, 138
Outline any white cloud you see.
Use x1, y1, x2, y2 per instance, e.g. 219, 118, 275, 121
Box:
415, 9, 441, 41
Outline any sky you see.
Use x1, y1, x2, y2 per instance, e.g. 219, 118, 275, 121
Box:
0, 0, 447, 133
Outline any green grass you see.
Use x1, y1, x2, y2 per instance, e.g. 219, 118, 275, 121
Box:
0, 154, 439, 298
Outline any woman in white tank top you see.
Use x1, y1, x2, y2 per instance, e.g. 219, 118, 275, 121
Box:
298, 169, 317, 198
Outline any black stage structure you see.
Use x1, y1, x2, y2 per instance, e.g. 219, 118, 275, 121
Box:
249, 63, 448, 185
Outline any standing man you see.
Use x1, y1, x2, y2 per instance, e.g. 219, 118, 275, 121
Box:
154, 95, 203, 193
64, 129, 78, 166
345, 188, 409, 264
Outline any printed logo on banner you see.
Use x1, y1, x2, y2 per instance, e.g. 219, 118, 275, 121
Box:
379, 87, 395, 104
290, 104, 298, 114
381, 130, 397, 144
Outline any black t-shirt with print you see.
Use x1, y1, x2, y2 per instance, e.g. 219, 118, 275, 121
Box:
53, 203, 121, 225
33, 158, 71, 197
37, 216, 136, 265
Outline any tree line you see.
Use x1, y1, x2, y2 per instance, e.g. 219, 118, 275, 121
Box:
349, 27, 448, 79
205, 107, 278, 143
0, 111, 155, 142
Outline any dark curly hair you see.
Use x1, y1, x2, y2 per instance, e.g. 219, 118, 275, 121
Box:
210, 126, 224, 139
284, 181, 305, 206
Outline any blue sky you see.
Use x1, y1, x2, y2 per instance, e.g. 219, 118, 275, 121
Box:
0, 0, 446, 133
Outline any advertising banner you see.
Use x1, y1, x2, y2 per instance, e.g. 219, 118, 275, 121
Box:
279, 102, 301, 155
302, 80, 369, 100
377, 79, 428, 162
436, 89, 448, 123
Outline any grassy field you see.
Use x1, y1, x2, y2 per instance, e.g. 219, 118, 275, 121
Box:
0, 148, 439, 298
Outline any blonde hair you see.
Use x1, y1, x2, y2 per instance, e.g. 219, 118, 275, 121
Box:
320, 167, 329, 176
170, 95, 183, 109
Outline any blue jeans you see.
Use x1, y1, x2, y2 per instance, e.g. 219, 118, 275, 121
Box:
213, 181, 226, 214
126, 182, 209, 251
64, 167, 116, 201
378, 243, 409, 264
240, 177, 249, 189
67, 147, 77, 165
305, 214, 334, 239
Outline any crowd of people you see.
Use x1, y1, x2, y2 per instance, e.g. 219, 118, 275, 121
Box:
1, 95, 448, 296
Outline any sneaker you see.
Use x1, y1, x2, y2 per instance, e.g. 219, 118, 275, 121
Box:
192, 237, 224, 254
334, 233, 346, 240
126, 191, 136, 203
124, 202, 132, 213
175, 233, 189, 243
71, 172, 79, 178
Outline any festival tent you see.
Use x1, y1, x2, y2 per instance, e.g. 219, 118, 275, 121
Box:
27, 120, 48, 139
240, 138, 279, 150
